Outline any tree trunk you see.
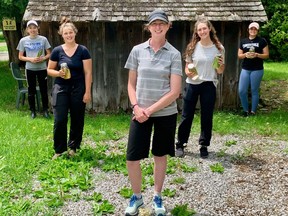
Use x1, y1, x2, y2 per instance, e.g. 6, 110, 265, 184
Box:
3, 22, 23, 65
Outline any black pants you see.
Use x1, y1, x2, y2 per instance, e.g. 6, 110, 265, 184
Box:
26, 69, 49, 111
176, 82, 216, 148
51, 82, 86, 154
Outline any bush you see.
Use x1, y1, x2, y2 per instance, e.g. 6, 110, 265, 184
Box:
261, 1, 288, 61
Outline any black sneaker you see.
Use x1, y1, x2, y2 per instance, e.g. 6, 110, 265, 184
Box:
31, 111, 36, 119
241, 111, 249, 117
175, 148, 184, 157
200, 146, 208, 158
43, 110, 50, 119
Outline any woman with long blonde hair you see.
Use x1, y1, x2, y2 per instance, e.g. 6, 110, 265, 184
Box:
175, 17, 225, 158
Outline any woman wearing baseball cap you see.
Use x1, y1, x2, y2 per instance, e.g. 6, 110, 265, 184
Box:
17, 20, 51, 119
238, 22, 269, 116
124, 9, 182, 216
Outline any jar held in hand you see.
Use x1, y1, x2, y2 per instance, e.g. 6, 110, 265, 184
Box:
188, 63, 198, 80
60, 63, 71, 79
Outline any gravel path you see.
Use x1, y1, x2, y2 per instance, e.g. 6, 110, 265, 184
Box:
61, 134, 288, 216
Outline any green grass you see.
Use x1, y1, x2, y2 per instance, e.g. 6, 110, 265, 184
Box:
0, 60, 287, 214
263, 61, 288, 80
0, 31, 8, 51
0, 44, 7, 52
0, 30, 5, 42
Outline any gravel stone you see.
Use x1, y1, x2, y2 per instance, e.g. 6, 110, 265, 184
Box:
61, 134, 288, 216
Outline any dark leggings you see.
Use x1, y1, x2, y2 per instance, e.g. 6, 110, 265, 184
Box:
177, 82, 216, 148
26, 69, 49, 111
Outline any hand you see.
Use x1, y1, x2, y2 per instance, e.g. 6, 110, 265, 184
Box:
83, 92, 91, 103
186, 68, 197, 78
217, 56, 224, 66
31, 57, 41, 63
132, 106, 149, 123
58, 69, 66, 78
245, 52, 256, 59
40, 56, 46, 62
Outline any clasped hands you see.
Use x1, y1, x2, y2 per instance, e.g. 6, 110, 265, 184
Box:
245, 52, 257, 59
31, 56, 46, 63
132, 106, 151, 123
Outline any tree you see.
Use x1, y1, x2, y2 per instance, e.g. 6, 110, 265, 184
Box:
0, 0, 29, 64
261, 0, 288, 61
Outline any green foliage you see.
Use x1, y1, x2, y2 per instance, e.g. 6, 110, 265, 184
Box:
261, 0, 288, 61
224, 140, 237, 147
0, 61, 287, 214
210, 163, 225, 174
162, 188, 176, 197
0, 0, 29, 22
93, 200, 115, 215
119, 187, 133, 198
180, 163, 198, 173
216, 148, 227, 157
172, 177, 186, 184
171, 204, 196, 216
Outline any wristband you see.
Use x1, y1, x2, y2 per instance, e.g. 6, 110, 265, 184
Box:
131, 104, 138, 109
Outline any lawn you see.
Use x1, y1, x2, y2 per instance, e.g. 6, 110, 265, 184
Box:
0, 60, 287, 215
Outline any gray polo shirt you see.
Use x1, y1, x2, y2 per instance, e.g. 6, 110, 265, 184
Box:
125, 40, 182, 117
17, 35, 51, 71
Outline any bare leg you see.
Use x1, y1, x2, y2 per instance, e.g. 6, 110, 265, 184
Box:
153, 155, 167, 193
127, 160, 142, 193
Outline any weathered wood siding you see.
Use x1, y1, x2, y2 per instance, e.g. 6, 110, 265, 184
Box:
38, 20, 248, 112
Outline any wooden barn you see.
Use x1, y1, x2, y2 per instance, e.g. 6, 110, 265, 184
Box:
22, 0, 267, 112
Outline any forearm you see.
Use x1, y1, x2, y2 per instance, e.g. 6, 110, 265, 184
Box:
238, 53, 246, 59
146, 90, 180, 115
47, 68, 61, 77
84, 72, 92, 94
19, 55, 33, 62
256, 53, 269, 59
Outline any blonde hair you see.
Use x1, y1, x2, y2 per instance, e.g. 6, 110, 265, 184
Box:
184, 17, 223, 58
58, 17, 78, 35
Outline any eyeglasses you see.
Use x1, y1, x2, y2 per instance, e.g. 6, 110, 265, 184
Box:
150, 22, 167, 27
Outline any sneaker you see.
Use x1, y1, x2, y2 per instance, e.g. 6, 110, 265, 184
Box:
241, 111, 249, 117
175, 148, 184, 157
200, 146, 208, 158
31, 111, 36, 119
125, 195, 144, 216
43, 110, 50, 119
153, 196, 166, 216
52, 153, 62, 160
68, 149, 76, 157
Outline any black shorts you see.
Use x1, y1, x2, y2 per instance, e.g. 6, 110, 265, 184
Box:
126, 113, 177, 161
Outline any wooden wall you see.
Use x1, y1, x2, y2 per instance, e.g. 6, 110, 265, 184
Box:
39, 20, 245, 113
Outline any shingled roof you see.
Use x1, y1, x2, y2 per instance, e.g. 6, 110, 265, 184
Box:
23, 0, 267, 23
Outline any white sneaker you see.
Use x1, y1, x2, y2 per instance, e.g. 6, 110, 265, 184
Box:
153, 196, 166, 216
125, 195, 144, 216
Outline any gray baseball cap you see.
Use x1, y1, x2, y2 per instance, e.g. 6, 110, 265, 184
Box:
148, 9, 169, 24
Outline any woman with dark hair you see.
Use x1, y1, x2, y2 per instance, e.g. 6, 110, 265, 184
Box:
175, 17, 225, 158
17, 20, 51, 119
47, 17, 92, 160
238, 22, 269, 116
